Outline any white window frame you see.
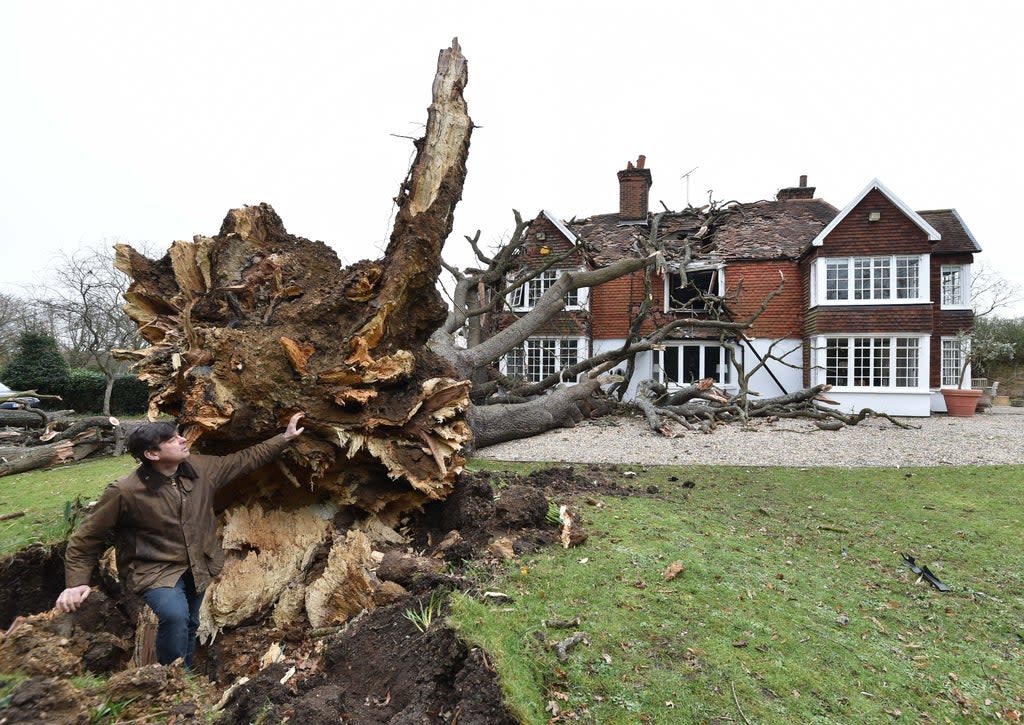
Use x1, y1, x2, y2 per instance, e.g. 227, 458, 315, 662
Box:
811, 255, 929, 307
940, 264, 971, 309
663, 264, 725, 313
508, 269, 589, 312
500, 337, 587, 384
651, 343, 733, 386
940, 336, 969, 387
811, 334, 928, 390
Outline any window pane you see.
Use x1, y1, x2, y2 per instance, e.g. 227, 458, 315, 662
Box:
826, 338, 849, 386
895, 338, 918, 387
681, 346, 700, 382
825, 260, 848, 301
896, 257, 919, 299
853, 259, 872, 300
942, 267, 963, 306
704, 346, 721, 383
669, 269, 717, 310
873, 337, 890, 387
873, 258, 891, 299
941, 339, 963, 386
664, 346, 679, 383
505, 345, 524, 378
559, 339, 579, 372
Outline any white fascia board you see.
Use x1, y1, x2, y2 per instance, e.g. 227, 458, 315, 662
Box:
541, 210, 579, 245
811, 178, 942, 247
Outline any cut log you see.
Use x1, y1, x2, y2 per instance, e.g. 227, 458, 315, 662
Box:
0, 410, 49, 429
36, 416, 120, 444
0, 443, 69, 477
109, 40, 475, 635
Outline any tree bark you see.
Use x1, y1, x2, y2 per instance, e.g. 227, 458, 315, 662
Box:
0, 410, 48, 428
0, 443, 70, 477
109, 41, 475, 637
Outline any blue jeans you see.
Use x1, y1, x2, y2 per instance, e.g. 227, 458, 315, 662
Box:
142, 570, 204, 669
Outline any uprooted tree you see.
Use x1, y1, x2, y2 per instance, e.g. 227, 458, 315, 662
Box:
104, 40, 477, 639
9, 37, 896, 644
431, 202, 912, 441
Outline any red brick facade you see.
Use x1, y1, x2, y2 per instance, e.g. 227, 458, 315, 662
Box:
486, 167, 980, 411
726, 260, 804, 338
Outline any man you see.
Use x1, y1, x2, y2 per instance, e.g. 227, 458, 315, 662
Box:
55, 412, 305, 669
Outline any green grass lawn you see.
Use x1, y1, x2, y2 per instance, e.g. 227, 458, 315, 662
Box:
0, 455, 134, 554
1, 457, 1021, 723
455, 461, 1024, 724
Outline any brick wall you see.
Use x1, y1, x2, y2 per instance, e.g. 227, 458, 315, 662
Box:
591, 271, 648, 338
726, 260, 804, 337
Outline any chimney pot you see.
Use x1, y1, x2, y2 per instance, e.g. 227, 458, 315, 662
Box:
776, 174, 815, 201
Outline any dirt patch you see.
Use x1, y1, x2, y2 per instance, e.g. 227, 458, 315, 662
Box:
0, 466, 647, 723
0, 543, 68, 630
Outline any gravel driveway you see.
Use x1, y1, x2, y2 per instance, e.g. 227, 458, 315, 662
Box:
475, 407, 1024, 467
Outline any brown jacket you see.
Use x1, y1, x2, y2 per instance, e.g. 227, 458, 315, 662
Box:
64, 434, 291, 595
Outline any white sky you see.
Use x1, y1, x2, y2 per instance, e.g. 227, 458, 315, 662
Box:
3, 1, 1022, 315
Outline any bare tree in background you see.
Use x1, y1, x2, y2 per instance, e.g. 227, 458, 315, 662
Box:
43, 243, 144, 414
972, 261, 1024, 319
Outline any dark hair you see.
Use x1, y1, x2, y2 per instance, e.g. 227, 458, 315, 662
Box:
126, 422, 179, 461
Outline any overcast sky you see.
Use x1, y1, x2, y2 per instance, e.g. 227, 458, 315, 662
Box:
3, 1, 1022, 315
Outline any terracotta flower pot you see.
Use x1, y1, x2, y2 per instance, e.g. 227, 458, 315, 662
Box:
941, 388, 984, 417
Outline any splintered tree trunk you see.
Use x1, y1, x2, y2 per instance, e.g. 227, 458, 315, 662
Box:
112, 41, 473, 638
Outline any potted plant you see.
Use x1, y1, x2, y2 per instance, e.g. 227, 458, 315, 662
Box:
941, 329, 1015, 416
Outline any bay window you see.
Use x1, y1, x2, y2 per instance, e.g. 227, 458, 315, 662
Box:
815, 255, 928, 305
819, 335, 924, 388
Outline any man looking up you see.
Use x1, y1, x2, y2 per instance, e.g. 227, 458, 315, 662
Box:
56, 412, 305, 669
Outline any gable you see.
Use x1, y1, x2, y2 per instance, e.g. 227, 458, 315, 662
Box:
811, 179, 940, 248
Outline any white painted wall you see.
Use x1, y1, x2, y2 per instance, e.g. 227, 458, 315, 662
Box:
824, 391, 933, 417
737, 338, 804, 399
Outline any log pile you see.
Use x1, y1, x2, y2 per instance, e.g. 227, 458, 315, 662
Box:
0, 410, 122, 478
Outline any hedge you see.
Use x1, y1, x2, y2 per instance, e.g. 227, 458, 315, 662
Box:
59, 368, 149, 415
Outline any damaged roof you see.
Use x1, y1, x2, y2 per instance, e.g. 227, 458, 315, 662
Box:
564, 198, 839, 266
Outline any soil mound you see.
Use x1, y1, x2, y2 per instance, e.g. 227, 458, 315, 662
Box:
0, 466, 627, 723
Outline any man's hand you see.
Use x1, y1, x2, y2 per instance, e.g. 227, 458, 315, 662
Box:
55, 585, 92, 613
283, 412, 305, 441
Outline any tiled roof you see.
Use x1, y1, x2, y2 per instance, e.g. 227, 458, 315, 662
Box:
563, 198, 838, 266
917, 209, 982, 254
712, 199, 838, 260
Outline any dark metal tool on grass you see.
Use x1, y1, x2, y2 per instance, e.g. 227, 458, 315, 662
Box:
901, 554, 951, 592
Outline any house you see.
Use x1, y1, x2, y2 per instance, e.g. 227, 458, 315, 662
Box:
495, 157, 981, 416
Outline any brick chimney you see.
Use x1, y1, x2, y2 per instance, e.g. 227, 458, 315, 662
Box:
617, 155, 653, 221
776, 174, 815, 201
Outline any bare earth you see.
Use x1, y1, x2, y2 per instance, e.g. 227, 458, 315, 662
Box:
476, 407, 1024, 467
